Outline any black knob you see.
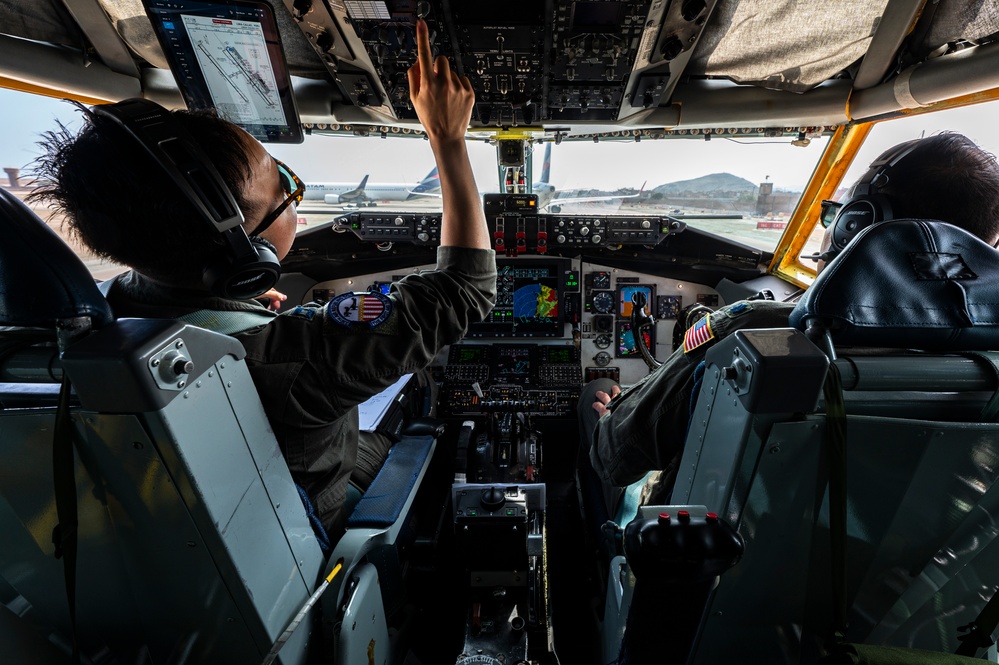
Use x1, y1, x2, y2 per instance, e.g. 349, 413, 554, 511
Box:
481, 486, 506, 511
173, 358, 194, 376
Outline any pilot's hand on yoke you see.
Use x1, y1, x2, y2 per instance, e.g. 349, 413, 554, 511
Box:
592, 385, 621, 418
407, 18, 474, 144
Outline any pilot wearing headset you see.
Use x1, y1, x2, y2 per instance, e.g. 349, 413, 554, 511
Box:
581, 132, 999, 518
28, 19, 496, 544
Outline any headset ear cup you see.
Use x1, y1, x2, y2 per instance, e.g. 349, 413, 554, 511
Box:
830, 193, 893, 251
203, 234, 282, 299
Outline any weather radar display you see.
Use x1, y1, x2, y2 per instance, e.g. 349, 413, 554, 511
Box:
467, 260, 567, 338
513, 281, 559, 322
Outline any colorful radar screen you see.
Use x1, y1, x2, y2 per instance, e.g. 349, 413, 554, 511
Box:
513, 280, 559, 322
467, 260, 567, 337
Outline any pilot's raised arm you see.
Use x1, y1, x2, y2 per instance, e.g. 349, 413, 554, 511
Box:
408, 18, 491, 251
233, 18, 497, 535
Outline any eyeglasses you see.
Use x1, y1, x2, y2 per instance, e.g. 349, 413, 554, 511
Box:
254, 158, 305, 236
819, 199, 843, 228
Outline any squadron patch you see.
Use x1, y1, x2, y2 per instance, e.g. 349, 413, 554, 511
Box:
288, 305, 318, 320
683, 314, 715, 354
327, 291, 393, 328
728, 302, 751, 316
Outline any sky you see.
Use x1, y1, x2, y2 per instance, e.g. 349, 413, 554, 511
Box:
3, 86, 999, 194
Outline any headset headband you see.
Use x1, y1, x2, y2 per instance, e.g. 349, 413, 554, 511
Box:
92, 98, 244, 233
91, 98, 281, 299
850, 138, 922, 197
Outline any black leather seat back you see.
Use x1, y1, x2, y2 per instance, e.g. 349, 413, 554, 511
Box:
0, 188, 112, 329
789, 219, 999, 351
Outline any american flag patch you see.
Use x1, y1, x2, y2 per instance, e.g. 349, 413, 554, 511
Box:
327, 291, 393, 328
683, 315, 715, 353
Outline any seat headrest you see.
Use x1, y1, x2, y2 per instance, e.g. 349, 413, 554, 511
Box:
788, 219, 999, 351
0, 188, 113, 329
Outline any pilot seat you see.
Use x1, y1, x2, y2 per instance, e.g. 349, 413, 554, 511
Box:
601, 218, 999, 664
0, 187, 438, 664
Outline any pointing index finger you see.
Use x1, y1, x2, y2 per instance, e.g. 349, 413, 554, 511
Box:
415, 18, 433, 80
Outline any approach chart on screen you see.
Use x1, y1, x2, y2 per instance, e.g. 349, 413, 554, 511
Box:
182, 14, 287, 126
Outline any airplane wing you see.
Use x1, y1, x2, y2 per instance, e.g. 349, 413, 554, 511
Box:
546, 181, 647, 206
325, 175, 370, 206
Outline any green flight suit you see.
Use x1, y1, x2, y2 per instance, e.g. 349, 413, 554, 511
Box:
103, 246, 497, 536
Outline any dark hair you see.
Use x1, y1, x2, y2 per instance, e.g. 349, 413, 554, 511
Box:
879, 132, 999, 246
27, 103, 258, 286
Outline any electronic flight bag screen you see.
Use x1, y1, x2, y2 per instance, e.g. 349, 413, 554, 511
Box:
467, 260, 567, 338
143, 0, 303, 143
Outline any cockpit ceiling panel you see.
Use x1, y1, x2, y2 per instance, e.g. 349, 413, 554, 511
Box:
686, 0, 891, 93
0, 0, 83, 46
4, 0, 999, 114
921, 0, 999, 50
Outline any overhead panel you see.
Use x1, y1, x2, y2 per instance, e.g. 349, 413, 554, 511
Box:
283, 0, 716, 125
281, 0, 392, 112
622, 0, 719, 117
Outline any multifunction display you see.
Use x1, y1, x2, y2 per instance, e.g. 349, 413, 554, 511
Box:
467, 259, 571, 338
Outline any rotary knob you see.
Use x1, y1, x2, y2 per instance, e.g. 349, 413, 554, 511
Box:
556, 234, 567, 244
481, 487, 506, 511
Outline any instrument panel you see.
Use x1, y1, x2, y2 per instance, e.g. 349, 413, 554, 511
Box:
307, 258, 723, 412
443, 343, 582, 417
336, 208, 685, 254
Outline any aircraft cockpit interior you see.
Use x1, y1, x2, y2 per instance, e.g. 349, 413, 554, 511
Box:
4, 1, 999, 664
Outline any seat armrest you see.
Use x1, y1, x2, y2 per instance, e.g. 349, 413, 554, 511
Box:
401, 417, 445, 438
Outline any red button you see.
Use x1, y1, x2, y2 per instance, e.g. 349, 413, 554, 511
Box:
658, 512, 671, 524
677, 510, 691, 523
706, 511, 719, 523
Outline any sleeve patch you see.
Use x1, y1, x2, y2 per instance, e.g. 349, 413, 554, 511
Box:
683, 314, 715, 354
728, 302, 751, 315
288, 305, 318, 320
327, 291, 393, 328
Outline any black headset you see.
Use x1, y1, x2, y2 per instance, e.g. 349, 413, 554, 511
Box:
92, 98, 281, 299
826, 138, 922, 256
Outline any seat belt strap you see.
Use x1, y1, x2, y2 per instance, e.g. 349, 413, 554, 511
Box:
52, 373, 81, 664
177, 309, 276, 335
823, 363, 849, 644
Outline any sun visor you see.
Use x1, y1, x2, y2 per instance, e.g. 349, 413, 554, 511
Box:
686, 0, 889, 93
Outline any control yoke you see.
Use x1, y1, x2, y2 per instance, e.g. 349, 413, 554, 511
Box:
631, 291, 662, 371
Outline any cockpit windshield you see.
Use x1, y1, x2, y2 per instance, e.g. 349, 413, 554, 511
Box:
5, 86, 999, 281
267, 130, 832, 252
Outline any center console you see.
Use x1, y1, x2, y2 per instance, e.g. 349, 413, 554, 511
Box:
442, 343, 581, 417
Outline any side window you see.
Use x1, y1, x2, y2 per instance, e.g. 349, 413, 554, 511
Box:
797, 99, 999, 282
0, 88, 127, 280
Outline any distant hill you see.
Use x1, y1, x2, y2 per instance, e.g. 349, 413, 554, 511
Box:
652, 172, 757, 195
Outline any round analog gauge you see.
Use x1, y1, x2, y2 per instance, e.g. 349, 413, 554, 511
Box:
590, 271, 611, 289
593, 351, 612, 367
594, 334, 612, 349
591, 291, 615, 314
